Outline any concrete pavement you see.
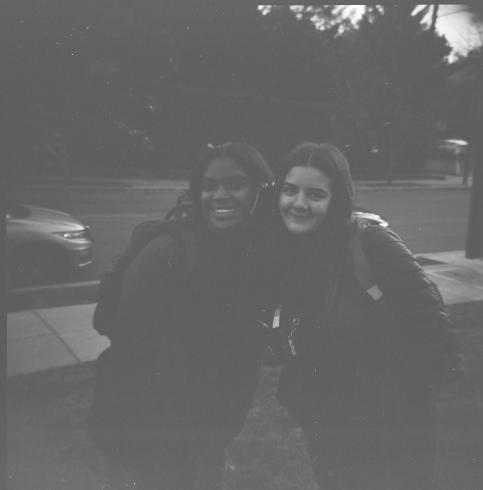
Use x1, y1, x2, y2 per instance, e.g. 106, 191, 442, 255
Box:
7, 304, 109, 377
6, 250, 483, 378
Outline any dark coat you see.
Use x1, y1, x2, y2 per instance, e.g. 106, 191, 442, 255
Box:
276, 224, 458, 432
90, 221, 269, 461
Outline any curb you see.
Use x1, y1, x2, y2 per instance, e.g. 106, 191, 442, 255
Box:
17, 177, 189, 191
8, 281, 100, 313
355, 184, 470, 191
17, 182, 470, 192
17, 184, 190, 192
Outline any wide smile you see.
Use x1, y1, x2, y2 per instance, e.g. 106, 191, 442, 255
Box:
211, 207, 238, 218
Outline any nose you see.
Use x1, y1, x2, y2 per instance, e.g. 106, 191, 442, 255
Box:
212, 185, 230, 200
293, 192, 308, 209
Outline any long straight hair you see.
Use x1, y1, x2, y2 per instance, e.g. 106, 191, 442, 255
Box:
273, 143, 356, 297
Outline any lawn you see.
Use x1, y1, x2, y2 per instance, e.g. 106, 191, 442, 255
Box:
7, 302, 483, 490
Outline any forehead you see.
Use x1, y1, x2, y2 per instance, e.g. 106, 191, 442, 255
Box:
203, 157, 248, 179
284, 166, 331, 189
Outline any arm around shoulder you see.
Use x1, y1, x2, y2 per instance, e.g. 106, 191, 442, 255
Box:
360, 225, 460, 387
361, 225, 448, 321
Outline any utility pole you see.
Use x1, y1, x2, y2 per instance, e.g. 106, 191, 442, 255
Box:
458, 0, 483, 258
429, 4, 439, 32
464, 46, 483, 257
465, 137, 483, 258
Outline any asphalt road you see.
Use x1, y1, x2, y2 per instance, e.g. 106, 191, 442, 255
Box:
11, 184, 471, 283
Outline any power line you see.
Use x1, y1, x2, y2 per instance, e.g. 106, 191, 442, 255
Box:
437, 8, 469, 18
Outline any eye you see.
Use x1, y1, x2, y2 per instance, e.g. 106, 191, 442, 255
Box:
226, 176, 250, 191
201, 179, 216, 192
307, 189, 328, 201
281, 183, 297, 196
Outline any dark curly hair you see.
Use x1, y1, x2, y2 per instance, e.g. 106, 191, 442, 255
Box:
189, 142, 275, 228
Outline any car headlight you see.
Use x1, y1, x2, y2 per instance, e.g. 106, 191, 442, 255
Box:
53, 228, 91, 240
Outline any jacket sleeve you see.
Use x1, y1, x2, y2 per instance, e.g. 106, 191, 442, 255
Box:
92, 220, 169, 338
361, 225, 460, 387
114, 233, 181, 346
95, 233, 185, 422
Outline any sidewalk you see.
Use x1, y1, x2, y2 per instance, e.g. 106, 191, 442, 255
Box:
6, 251, 483, 377
7, 304, 109, 377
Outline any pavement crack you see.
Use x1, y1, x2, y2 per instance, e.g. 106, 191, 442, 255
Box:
32, 311, 82, 363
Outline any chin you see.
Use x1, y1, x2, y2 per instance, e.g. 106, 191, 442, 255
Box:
286, 224, 314, 235
209, 219, 240, 231
282, 218, 313, 234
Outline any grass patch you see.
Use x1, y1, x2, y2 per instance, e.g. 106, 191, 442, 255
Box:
7, 303, 483, 489
7, 363, 105, 490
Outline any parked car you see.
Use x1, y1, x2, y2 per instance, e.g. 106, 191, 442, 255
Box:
6, 203, 93, 288
353, 209, 388, 227
165, 191, 389, 227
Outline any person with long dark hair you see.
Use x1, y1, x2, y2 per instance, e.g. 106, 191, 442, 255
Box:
89, 142, 275, 489
270, 142, 459, 490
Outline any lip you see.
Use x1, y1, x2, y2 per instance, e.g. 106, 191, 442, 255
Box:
211, 208, 238, 218
287, 211, 312, 220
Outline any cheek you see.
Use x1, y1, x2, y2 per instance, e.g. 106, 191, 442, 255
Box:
278, 195, 290, 213
200, 192, 209, 205
313, 202, 330, 221
200, 192, 213, 212
239, 188, 257, 210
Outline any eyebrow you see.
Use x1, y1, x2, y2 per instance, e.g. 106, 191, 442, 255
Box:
283, 181, 327, 192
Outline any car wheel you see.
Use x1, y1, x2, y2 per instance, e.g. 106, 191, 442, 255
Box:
9, 249, 71, 288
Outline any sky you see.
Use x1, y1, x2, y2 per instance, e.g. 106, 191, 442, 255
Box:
259, 4, 483, 61
346, 4, 483, 58
435, 4, 482, 58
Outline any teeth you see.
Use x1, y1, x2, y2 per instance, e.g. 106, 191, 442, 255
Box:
212, 209, 235, 215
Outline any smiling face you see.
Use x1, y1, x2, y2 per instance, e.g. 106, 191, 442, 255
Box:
279, 166, 333, 235
201, 157, 258, 231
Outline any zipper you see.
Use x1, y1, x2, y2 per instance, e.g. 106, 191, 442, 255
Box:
288, 316, 300, 356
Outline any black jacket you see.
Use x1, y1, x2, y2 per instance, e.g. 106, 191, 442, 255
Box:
90, 221, 269, 457
92, 217, 194, 340
276, 224, 459, 427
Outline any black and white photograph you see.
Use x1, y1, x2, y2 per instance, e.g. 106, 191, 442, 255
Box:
5, 2, 483, 489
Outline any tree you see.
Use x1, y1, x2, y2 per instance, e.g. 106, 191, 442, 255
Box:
340, 4, 451, 178
5, 1, 457, 179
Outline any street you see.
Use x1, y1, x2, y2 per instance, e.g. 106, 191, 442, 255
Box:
10, 184, 471, 282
